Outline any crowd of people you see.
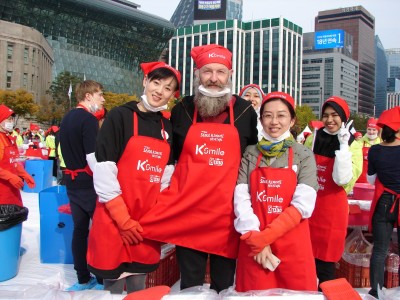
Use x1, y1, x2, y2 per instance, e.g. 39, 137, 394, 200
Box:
0, 43, 399, 298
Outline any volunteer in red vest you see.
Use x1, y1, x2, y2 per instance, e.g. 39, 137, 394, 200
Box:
367, 106, 400, 299
304, 97, 362, 288
239, 84, 265, 140
140, 44, 258, 292
59, 80, 105, 291
234, 92, 318, 292
87, 62, 181, 295
356, 117, 381, 183
0, 104, 35, 206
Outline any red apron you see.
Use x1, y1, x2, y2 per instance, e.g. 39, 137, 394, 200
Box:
368, 178, 399, 231
235, 148, 317, 292
309, 154, 348, 262
0, 133, 22, 206
140, 103, 241, 258
357, 142, 370, 183
87, 112, 170, 270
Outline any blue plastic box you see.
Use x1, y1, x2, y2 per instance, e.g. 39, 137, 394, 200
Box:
0, 223, 22, 281
39, 186, 73, 264
23, 159, 53, 193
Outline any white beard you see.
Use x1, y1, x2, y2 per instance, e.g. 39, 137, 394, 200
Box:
193, 77, 232, 118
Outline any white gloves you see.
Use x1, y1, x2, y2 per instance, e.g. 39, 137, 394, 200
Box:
338, 120, 353, 151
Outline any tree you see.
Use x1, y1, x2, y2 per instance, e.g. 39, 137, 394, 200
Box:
103, 92, 138, 110
35, 97, 65, 126
0, 89, 40, 123
294, 105, 317, 134
47, 71, 81, 110
350, 112, 369, 133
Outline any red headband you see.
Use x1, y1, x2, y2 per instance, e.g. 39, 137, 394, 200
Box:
262, 91, 295, 110
0, 104, 14, 123
191, 44, 232, 69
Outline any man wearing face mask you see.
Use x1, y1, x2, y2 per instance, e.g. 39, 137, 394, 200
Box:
140, 44, 258, 292
0, 104, 35, 206
59, 80, 105, 291
356, 118, 382, 183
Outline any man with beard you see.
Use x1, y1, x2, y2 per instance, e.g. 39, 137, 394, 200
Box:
140, 44, 258, 292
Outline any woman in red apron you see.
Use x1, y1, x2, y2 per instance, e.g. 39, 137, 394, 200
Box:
305, 96, 362, 288
356, 117, 381, 183
0, 104, 35, 206
235, 92, 318, 292
87, 62, 181, 295
367, 107, 400, 298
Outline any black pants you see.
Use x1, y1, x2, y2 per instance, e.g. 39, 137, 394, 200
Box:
176, 246, 236, 293
369, 193, 400, 297
67, 187, 102, 284
315, 258, 336, 290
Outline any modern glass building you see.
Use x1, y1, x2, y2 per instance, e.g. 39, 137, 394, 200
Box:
170, 0, 242, 28
315, 6, 375, 116
386, 48, 400, 79
0, 0, 175, 95
302, 32, 359, 118
374, 36, 388, 117
169, 17, 303, 103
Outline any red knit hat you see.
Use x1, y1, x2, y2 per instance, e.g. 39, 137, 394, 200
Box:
0, 104, 15, 123
367, 117, 379, 129
354, 132, 362, 138
322, 96, 350, 121
261, 91, 295, 110
190, 44, 232, 69
377, 106, 400, 131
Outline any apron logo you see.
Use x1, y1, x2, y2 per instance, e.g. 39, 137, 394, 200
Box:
209, 157, 223, 166
259, 177, 282, 188
256, 191, 283, 203
149, 175, 161, 183
268, 205, 283, 214
137, 159, 163, 173
195, 143, 225, 156
200, 131, 224, 142
143, 146, 163, 159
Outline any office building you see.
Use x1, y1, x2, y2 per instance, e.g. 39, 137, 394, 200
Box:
374, 36, 388, 117
0, 20, 53, 101
171, 0, 243, 28
387, 93, 400, 109
386, 48, 400, 79
0, 0, 175, 96
169, 17, 303, 103
315, 6, 375, 115
302, 32, 359, 118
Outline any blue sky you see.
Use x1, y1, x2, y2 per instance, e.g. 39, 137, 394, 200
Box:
135, 0, 399, 49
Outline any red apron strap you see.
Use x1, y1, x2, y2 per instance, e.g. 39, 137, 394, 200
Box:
383, 186, 400, 214
64, 165, 93, 180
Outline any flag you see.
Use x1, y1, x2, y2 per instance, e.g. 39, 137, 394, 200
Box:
68, 83, 72, 100
83, 73, 86, 81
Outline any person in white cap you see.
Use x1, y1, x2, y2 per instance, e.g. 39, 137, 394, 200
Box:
140, 44, 258, 292
0, 104, 35, 206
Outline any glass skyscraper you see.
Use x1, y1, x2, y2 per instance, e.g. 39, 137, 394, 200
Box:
168, 18, 303, 103
0, 0, 175, 95
315, 6, 376, 116
170, 0, 242, 28
374, 36, 388, 117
